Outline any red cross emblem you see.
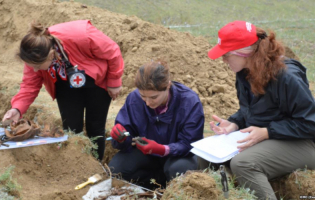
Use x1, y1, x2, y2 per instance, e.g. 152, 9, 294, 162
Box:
73, 76, 83, 84
70, 72, 86, 88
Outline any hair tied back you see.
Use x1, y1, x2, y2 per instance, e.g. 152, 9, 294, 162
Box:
29, 21, 50, 36
258, 32, 268, 39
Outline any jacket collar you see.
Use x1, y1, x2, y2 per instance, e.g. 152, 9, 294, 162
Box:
146, 83, 178, 124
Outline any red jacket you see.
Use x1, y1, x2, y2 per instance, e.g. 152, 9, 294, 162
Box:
11, 20, 124, 115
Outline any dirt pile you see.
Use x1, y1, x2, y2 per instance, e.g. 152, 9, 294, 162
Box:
270, 170, 315, 199
0, 0, 239, 123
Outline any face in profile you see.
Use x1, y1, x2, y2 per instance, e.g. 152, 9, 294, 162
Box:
26, 59, 53, 72
222, 53, 247, 73
139, 89, 169, 109
25, 49, 55, 72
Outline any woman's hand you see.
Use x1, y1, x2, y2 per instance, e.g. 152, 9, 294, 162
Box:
209, 115, 239, 135
237, 126, 269, 152
2, 109, 20, 124
107, 86, 122, 100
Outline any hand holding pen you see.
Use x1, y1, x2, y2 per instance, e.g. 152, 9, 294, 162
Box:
209, 115, 239, 135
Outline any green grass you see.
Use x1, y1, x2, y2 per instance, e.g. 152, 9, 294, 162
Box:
68, 131, 100, 159
61, 0, 315, 85
0, 166, 21, 199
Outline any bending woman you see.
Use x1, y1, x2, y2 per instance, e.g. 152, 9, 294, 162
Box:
2, 20, 124, 160
108, 60, 204, 188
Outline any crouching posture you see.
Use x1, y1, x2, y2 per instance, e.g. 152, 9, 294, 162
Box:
108, 60, 204, 188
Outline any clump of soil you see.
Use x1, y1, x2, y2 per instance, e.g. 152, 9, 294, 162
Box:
271, 169, 315, 199
162, 171, 221, 200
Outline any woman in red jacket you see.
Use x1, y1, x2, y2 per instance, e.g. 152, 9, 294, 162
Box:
2, 20, 124, 160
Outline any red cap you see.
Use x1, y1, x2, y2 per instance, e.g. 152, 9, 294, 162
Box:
208, 21, 259, 59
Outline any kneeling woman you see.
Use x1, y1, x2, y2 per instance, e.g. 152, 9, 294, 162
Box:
108, 60, 204, 188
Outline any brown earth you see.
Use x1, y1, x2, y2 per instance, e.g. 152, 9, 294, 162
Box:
0, 0, 313, 199
162, 171, 222, 200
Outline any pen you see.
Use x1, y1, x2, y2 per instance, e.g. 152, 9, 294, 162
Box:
106, 132, 130, 140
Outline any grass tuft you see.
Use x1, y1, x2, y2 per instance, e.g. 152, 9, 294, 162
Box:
0, 166, 21, 199
67, 130, 100, 159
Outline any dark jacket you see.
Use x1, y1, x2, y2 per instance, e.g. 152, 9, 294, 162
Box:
228, 59, 315, 140
111, 81, 205, 156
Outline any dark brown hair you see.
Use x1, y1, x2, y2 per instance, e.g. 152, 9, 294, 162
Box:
17, 21, 55, 64
135, 60, 171, 91
246, 27, 286, 95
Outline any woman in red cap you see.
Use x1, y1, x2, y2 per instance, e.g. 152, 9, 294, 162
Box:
207, 21, 315, 199
2, 20, 124, 161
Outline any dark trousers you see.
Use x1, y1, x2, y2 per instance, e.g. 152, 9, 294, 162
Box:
108, 147, 198, 189
56, 79, 111, 160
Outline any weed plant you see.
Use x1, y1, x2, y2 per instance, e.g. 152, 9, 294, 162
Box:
67, 130, 100, 159
206, 168, 257, 199
0, 166, 21, 199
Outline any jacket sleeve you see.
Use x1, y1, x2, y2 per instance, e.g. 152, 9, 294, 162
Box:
168, 101, 204, 157
86, 22, 124, 88
228, 109, 245, 129
228, 79, 246, 129
111, 95, 137, 152
267, 70, 315, 139
11, 65, 43, 115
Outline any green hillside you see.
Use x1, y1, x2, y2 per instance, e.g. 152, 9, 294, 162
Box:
61, 0, 315, 86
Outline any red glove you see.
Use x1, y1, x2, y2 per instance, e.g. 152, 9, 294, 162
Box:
110, 124, 127, 143
135, 137, 165, 156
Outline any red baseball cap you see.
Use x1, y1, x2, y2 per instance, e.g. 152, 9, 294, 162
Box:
208, 21, 259, 59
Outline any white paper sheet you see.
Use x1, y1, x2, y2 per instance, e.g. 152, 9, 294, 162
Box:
191, 131, 249, 163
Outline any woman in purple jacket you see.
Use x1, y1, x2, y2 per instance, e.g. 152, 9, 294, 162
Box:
108, 60, 204, 188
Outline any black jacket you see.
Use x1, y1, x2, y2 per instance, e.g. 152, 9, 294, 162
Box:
228, 59, 315, 140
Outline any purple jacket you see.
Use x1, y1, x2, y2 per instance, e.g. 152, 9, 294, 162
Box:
111, 81, 204, 157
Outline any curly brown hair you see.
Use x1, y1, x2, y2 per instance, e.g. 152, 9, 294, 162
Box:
245, 27, 286, 95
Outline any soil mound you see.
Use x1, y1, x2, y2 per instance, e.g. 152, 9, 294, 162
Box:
0, 135, 106, 199
270, 170, 315, 199
0, 0, 239, 123
162, 171, 221, 200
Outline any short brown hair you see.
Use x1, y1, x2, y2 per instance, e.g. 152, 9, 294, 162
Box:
135, 60, 171, 91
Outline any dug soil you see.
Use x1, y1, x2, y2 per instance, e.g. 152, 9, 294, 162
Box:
0, 0, 313, 199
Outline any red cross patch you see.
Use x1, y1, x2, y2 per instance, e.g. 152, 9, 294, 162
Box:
69, 72, 86, 88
